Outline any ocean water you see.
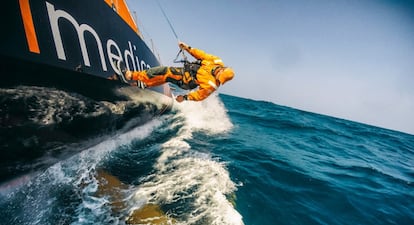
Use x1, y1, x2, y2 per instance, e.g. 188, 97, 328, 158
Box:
0, 92, 413, 225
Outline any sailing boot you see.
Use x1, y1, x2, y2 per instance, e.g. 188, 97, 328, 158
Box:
115, 61, 147, 89
133, 80, 147, 89
115, 60, 129, 83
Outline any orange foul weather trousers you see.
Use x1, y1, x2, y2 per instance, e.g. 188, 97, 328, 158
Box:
130, 66, 196, 90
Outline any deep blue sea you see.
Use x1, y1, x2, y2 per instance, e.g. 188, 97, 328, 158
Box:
1, 93, 413, 225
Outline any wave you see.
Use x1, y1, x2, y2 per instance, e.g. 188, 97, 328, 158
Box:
0, 85, 163, 183
129, 94, 243, 224
0, 93, 243, 225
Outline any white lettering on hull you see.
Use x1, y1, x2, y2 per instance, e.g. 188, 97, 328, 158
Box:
45, 1, 149, 74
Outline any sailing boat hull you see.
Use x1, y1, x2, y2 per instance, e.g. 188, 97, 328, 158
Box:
0, 0, 173, 183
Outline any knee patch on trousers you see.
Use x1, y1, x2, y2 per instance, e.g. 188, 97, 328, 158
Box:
147, 67, 168, 78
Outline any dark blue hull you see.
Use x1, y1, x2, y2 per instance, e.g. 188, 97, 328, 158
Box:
0, 0, 173, 183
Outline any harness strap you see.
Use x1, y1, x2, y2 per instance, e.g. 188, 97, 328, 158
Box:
211, 66, 222, 76
184, 60, 201, 79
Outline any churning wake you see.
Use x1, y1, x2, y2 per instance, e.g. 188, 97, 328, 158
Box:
129, 94, 243, 224
0, 93, 243, 225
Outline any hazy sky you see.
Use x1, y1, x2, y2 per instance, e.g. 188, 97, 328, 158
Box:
126, 0, 414, 134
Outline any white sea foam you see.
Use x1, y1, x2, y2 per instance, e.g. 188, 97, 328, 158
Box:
173, 93, 233, 134
39, 119, 163, 224
131, 94, 244, 224
3, 93, 243, 224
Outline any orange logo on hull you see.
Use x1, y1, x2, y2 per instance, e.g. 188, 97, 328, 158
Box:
19, 0, 40, 54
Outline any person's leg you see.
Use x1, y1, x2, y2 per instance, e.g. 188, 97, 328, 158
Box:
130, 66, 183, 87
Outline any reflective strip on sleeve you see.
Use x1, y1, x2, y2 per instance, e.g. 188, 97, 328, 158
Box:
213, 59, 222, 64
208, 80, 218, 89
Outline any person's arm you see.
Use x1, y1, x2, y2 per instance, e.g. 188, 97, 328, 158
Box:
178, 42, 221, 63
176, 86, 216, 102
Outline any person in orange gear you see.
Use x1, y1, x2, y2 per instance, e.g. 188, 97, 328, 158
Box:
124, 42, 234, 103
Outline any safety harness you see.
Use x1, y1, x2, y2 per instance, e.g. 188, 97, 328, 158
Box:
174, 49, 221, 90
184, 60, 201, 78
181, 60, 201, 89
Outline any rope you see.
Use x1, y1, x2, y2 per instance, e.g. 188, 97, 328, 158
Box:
156, 0, 179, 41
155, 0, 188, 63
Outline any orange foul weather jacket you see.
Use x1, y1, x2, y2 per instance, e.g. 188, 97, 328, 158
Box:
182, 47, 225, 101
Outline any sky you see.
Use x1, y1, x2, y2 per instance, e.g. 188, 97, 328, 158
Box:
126, 0, 414, 135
